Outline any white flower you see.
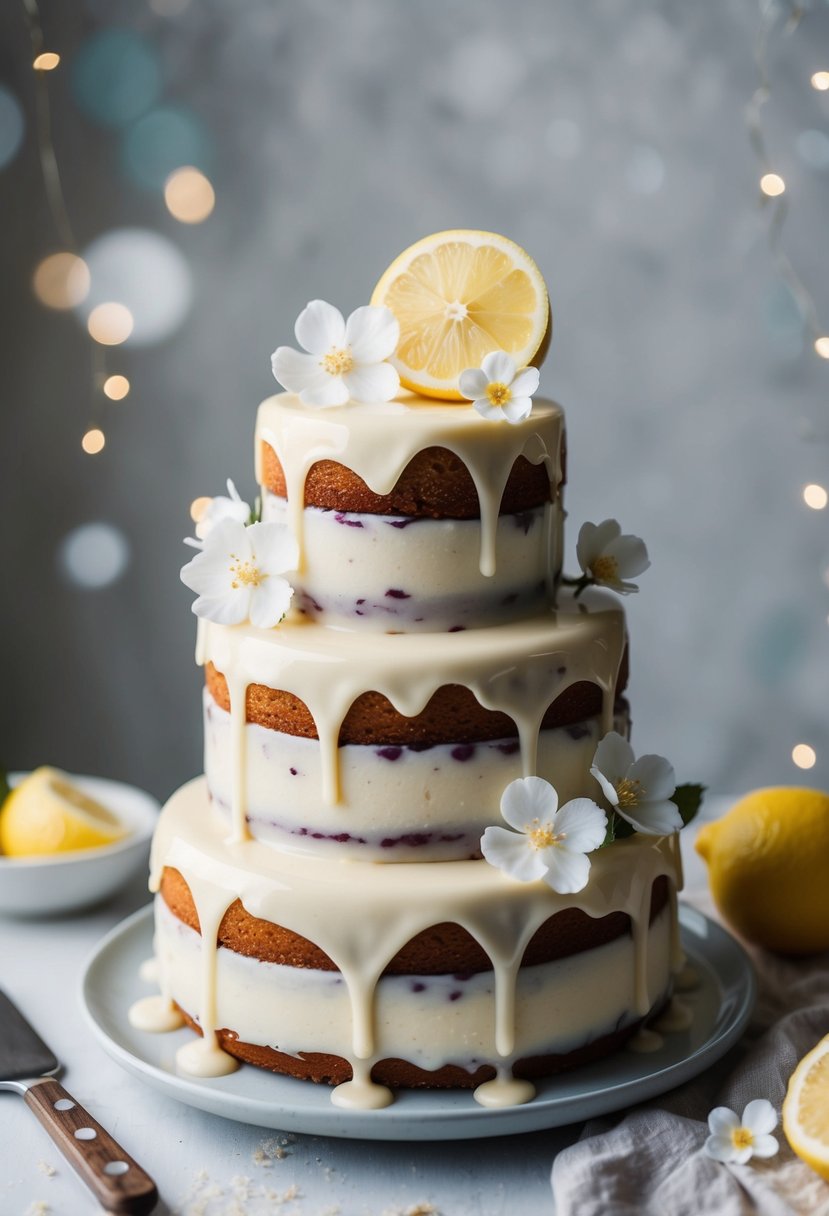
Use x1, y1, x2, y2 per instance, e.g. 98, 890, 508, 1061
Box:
575, 519, 650, 594
180, 517, 298, 628
271, 300, 400, 408
458, 350, 540, 424
590, 731, 681, 835
480, 776, 607, 894
704, 1100, 779, 1165
184, 479, 251, 549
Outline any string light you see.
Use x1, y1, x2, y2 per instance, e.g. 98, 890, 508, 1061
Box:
747, 4, 825, 362
81, 428, 106, 455
803, 484, 828, 510
759, 172, 785, 197
164, 166, 215, 224
87, 302, 134, 345
792, 744, 817, 770
190, 496, 212, 523
32, 51, 59, 70
815, 337, 829, 359
32, 252, 90, 309
103, 374, 130, 401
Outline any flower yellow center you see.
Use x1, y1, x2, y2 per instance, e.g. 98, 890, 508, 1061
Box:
486, 381, 512, 407
731, 1127, 753, 1151
616, 777, 645, 809
526, 819, 562, 849
229, 557, 264, 589
321, 347, 354, 376
592, 554, 620, 583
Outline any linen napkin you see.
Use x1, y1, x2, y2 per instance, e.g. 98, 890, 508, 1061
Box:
551, 889, 829, 1216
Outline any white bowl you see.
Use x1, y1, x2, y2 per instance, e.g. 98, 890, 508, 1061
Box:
0, 773, 159, 916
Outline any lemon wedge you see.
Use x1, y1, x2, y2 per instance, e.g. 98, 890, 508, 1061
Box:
371, 230, 551, 400
783, 1034, 829, 1179
0, 767, 127, 857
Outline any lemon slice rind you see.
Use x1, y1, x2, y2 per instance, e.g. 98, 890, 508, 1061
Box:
371, 229, 550, 401
783, 1033, 829, 1179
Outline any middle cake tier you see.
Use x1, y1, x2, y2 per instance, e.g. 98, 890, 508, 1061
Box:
198, 589, 628, 861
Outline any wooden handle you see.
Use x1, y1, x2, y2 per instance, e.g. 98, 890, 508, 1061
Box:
24, 1078, 158, 1214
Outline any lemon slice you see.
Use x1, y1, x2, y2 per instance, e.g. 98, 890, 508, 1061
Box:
0, 767, 127, 857
783, 1034, 829, 1179
371, 230, 551, 400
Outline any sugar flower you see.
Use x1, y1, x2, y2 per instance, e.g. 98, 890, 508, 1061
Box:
271, 300, 400, 408
575, 519, 650, 595
184, 479, 251, 550
459, 351, 540, 424
180, 517, 298, 628
704, 1100, 779, 1164
590, 731, 681, 835
481, 776, 607, 894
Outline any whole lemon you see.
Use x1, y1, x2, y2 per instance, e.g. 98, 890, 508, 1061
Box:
696, 787, 829, 955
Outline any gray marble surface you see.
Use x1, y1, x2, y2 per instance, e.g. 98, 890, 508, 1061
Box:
1, 1, 828, 801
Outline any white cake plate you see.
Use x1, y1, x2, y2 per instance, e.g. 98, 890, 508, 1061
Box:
80, 902, 754, 1142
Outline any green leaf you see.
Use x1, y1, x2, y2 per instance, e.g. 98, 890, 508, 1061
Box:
600, 809, 635, 848
672, 782, 706, 827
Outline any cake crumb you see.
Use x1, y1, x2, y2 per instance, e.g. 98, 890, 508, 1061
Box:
384, 1205, 440, 1216
26, 1203, 50, 1216
253, 1136, 291, 1166
36, 1161, 56, 1178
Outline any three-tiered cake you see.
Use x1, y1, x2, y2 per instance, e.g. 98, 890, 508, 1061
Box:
140, 232, 689, 1110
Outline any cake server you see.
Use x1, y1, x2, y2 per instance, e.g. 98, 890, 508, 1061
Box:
0, 988, 158, 1214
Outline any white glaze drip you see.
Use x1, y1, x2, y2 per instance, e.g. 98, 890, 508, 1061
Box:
138, 957, 159, 984
199, 588, 626, 811
127, 994, 184, 1033
653, 997, 693, 1034
149, 779, 681, 1107
256, 392, 564, 578
627, 1027, 664, 1054
474, 1068, 536, 1108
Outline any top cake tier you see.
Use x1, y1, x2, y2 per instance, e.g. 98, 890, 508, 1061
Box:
256, 391, 565, 633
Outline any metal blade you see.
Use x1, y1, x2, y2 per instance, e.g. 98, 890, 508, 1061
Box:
0, 988, 58, 1081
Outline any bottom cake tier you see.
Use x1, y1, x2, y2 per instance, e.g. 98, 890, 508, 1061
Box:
140, 778, 684, 1110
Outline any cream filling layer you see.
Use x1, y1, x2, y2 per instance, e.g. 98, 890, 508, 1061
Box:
255, 392, 565, 579
196, 588, 626, 836
155, 897, 673, 1072
203, 688, 628, 860
149, 778, 683, 1105
260, 493, 562, 632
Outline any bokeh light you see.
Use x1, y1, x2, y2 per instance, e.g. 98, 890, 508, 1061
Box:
81, 428, 106, 455
103, 374, 130, 400
71, 30, 161, 128
78, 228, 192, 346
121, 105, 212, 191
811, 71, 829, 91
190, 496, 212, 523
0, 86, 24, 171
58, 522, 130, 589
87, 302, 134, 345
803, 483, 828, 510
164, 167, 215, 223
33, 52, 60, 71
792, 743, 817, 770
33, 253, 90, 310
814, 336, 829, 359
760, 173, 786, 197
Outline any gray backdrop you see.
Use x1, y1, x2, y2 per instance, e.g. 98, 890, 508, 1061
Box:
2, 0, 828, 802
